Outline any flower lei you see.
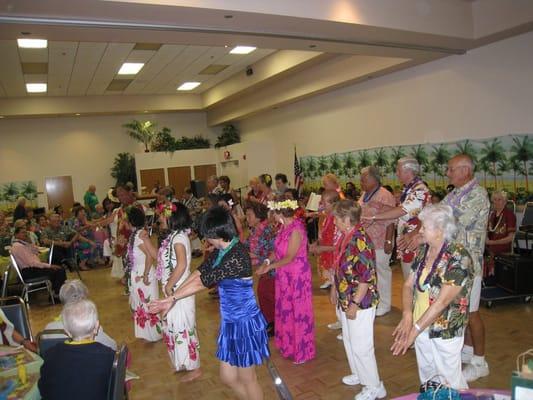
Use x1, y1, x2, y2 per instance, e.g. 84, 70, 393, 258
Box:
157, 202, 177, 218
156, 233, 173, 281
126, 227, 140, 275
414, 242, 448, 292
267, 199, 298, 211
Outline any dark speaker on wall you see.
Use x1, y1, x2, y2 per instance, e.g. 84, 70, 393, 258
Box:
190, 180, 206, 199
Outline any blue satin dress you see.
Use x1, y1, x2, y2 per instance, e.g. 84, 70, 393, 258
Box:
216, 278, 270, 367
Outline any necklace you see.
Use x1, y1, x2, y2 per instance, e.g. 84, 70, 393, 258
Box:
363, 185, 381, 203
488, 210, 504, 233
414, 242, 447, 292
443, 179, 478, 209
334, 226, 358, 268
400, 178, 421, 203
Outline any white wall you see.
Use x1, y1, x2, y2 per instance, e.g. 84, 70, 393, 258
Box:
239, 31, 533, 182
0, 112, 218, 205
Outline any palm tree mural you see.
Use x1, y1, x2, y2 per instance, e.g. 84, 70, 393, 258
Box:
357, 150, 371, 172
456, 140, 477, 163
480, 138, 505, 189
317, 156, 330, 178
508, 156, 525, 193
431, 144, 451, 187
372, 148, 389, 177
20, 181, 38, 201
329, 153, 343, 177
343, 152, 357, 179
2, 183, 19, 203
496, 158, 510, 190
389, 147, 406, 185
510, 136, 532, 192
410, 145, 429, 177
478, 158, 491, 188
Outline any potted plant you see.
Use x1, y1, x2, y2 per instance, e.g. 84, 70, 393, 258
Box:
122, 120, 157, 152
111, 152, 137, 189
215, 124, 240, 148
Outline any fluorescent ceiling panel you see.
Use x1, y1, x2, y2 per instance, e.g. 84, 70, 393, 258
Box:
230, 46, 256, 54
118, 62, 144, 75
177, 82, 201, 91
17, 38, 48, 48
26, 83, 47, 93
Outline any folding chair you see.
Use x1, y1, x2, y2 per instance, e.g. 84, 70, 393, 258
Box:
49, 241, 82, 281
36, 328, 71, 356
9, 253, 55, 305
108, 344, 129, 400
515, 202, 533, 254
0, 296, 34, 341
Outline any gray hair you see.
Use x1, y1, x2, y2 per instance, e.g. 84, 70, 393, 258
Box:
207, 175, 219, 184
361, 166, 381, 184
59, 280, 89, 304
61, 299, 99, 341
419, 204, 457, 241
397, 157, 420, 174
491, 190, 508, 201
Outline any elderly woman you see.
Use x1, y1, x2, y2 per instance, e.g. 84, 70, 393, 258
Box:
257, 199, 315, 364
256, 174, 275, 204
330, 200, 385, 400
0, 307, 37, 352
484, 190, 516, 277
247, 177, 263, 202
72, 206, 97, 270
44, 279, 117, 350
38, 300, 115, 400
244, 202, 277, 335
391, 204, 473, 390
322, 173, 345, 199
149, 206, 269, 400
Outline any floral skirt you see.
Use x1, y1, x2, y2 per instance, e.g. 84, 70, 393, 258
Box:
130, 272, 162, 342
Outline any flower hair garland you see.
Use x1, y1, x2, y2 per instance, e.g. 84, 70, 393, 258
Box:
267, 199, 299, 211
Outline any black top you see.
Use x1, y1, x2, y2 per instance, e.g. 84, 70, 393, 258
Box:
13, 205, 27, 222
38, 341, 115, 400
198, 241, 252, 288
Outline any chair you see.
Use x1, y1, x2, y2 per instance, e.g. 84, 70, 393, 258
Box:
9, 253, 55, 305
108, 344, 129, 400
515, 202, 533, 254
36, 328, 71, 356
0, 296, 33, 341
50, 241, 83, 281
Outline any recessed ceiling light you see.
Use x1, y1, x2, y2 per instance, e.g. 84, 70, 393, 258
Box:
75, 113, 81, 116
177, 82, 201, 91
26, 83, 47, 93
17, 38, 48, 48
118, 62, 144, 75
230, 46, 256, 54
0, 116, 4, 119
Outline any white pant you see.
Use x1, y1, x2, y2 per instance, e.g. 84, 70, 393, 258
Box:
414, 330, 468, 390
375, 249, 392, 313
339, 307, 381, 388
469, 276, 482, 312
401, 260, 413, 281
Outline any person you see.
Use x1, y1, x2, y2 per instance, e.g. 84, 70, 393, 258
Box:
40, 213, 78, 268
13, 197, 27, 221
358, 166, 396, 317
126, 206, 162, 342
257, 199, 315, 364
484, 190, 516, 278
83, 184, 99, 215
244, 202, 277, 336
274, 173, 289, 198
44, 279, 117, 350
0, 307, 37, 352
218, 175, 231, 194
345, 181, 358, 200
391, 204, 473, 390
72, 206, 97, 270
182, 188, 201, 216
101, 196, 119, 266
38, 299, 115, 400
366, 158, 431, 280
255, 174, 275, 204
246, 177, 263, 202
331, 200, 385, 400
156, 203, 202, 381
218, 193, 245, 242
207, 175, 223, 195
322, 173, 345, 199
149, 206, 269, 400
11, 225, 67, 297
442, 154, 490, 382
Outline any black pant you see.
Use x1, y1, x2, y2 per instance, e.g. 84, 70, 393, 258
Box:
21, 267, 66, 294
51, 246, 73, 265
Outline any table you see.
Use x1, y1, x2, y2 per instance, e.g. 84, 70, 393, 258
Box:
0, 346, 43, 399
393, 388, 511, 400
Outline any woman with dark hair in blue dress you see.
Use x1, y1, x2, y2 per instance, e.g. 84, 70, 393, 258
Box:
149, 206, 269, 400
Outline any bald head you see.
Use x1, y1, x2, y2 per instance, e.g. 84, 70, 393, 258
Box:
447, 154, 475, 188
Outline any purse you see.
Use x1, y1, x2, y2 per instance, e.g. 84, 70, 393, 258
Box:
417, 379, 462, 400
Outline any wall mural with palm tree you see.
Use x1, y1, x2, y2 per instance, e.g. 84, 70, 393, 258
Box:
299, 134, 533, 204
0, 180, 38, 212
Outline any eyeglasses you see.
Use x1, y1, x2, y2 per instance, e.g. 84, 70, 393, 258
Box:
446, 165, 466, 172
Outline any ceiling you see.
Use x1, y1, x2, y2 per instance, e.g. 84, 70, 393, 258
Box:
0, 0, 532, 125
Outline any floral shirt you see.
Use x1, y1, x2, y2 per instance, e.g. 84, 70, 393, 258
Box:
334, 224, 379, 312
398, 178, 431, 262
245, 220, 277, 267
41, 225, 76, 245
411, 242, 474, 339
358, 186, 396, 249
442, 180, 489, 277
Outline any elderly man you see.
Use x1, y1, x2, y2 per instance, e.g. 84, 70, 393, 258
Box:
367, 157, 431, 280
10, 226, 66, 297
83, 185, 99, 215
358, 166, 396, 316
38, 299, 115, 400
442, 154, 490, 382
40, 213, 78, 268
206, 175, 223, 195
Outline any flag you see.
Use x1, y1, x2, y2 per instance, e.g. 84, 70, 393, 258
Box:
294, 147, 304, 194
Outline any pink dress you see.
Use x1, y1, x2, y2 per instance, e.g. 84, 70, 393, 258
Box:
274, 218, 316, 363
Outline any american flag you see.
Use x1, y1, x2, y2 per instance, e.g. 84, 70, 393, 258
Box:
294, 147, 304, 194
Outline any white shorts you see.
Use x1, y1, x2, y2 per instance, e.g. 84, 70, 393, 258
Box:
469, 276, 482, 313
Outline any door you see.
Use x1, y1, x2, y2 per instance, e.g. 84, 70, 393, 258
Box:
45, 176, 74, 211
139, 168, 165, 194
193, 164, 217, 185
167, 166, 192, 198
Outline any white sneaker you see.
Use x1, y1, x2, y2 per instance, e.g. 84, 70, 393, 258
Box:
327, 321, 342, 330
354, 382, 387, 400
461, 349, 473, 364
375, 308, 390, 317
320, 282, 332, 289
342, 374, 360, 386
337, 333, 343, 341
463, 361, 489, 382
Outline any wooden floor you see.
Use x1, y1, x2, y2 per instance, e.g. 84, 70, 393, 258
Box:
27, 259, 532, 399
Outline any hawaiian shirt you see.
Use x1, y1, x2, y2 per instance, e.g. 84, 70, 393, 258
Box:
245, 220, 277, 267
359, 186, 396, 249
41, 225, 76, 245
442, 179, 489, 277
410, 242, 474, 339
334, 224, 379, 312
398, 178, 431, 262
